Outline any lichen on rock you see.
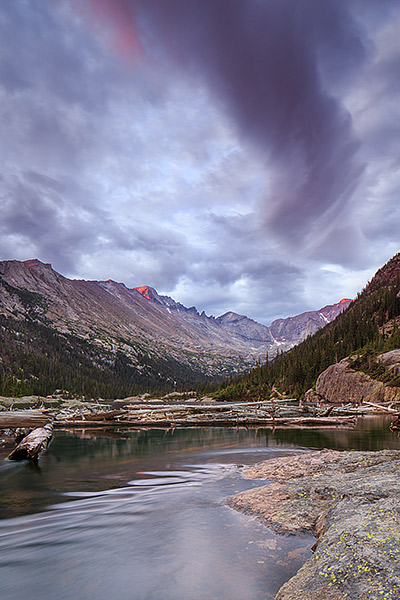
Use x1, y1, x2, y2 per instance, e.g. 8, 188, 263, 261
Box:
228, 449, 400, 599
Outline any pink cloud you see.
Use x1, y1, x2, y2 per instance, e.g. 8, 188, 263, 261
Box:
71, 0, 143, 62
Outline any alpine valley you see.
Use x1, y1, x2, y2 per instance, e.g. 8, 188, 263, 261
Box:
0, 259, 350, 398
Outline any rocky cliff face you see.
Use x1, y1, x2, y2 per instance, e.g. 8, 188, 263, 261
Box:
313, 350, 400, 404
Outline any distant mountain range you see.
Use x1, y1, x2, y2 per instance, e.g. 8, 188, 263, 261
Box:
0, 259, 351, 396
214, 252, 400, 402
131, 283, 351, 353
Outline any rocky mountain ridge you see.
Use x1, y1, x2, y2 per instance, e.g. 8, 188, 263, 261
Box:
0, 259, 351, 393
133, 282, 351, 351
364, 252, 400, 293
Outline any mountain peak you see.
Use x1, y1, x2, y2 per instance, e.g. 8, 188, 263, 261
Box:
24, 258, 50, 267
133, 285, 158, 301
217, 311, 244, 322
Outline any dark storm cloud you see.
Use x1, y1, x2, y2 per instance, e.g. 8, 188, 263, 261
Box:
106, 0, 400, 294
90, 0, 369, 244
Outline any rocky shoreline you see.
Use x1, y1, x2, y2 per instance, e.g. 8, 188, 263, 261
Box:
227, 449, 400, 599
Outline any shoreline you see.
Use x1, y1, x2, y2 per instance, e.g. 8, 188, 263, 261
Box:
227, 449, 400, 599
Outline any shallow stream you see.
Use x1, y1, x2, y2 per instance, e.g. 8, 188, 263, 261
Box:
0, 417, 398, 599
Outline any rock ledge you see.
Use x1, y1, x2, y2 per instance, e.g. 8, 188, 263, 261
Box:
227, 449, 400, 599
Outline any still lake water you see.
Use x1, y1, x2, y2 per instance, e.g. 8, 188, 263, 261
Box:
0, 417, 399, 600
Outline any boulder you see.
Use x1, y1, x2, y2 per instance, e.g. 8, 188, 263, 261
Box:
314, 351, 400, 405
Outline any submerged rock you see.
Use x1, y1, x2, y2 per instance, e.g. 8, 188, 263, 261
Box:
228, 450, 400, 599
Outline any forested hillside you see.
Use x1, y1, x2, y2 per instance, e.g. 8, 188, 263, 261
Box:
0, 314, 212, 399
214, 254, 400, 401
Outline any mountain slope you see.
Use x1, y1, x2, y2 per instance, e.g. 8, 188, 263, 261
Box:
215, 253, 400, 401
269, 298, 352, 346
133, 284, 351, 350
0, 258, 350, 398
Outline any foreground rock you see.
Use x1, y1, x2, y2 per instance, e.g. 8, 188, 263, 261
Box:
228, 450, 400, 599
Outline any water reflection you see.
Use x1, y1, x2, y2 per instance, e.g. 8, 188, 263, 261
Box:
269, 415, 400, 451
0, 418, 399, 600
1, 417, 398, 521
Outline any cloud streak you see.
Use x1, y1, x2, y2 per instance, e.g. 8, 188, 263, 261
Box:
87, 0, 367, 244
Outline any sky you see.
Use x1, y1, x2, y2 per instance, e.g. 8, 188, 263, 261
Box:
0, 0, 399, 325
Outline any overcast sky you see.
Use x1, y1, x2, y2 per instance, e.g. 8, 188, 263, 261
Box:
0, 0, 399, 324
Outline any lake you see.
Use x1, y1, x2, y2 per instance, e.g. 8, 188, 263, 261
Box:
0, 417, 398, 600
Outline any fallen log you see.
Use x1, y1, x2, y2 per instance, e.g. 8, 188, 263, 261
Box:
274, 416, 356, 426
70, 410, 127, 422
123, 401, 289, 411
363, 401, 398, 413
0, 410, 51, 428
8, 423, 53, 461
53, 415, 356, 428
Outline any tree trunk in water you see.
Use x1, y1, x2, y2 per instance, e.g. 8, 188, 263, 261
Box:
8, 423, 53, 461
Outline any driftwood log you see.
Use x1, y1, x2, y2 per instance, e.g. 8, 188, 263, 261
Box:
0, 410, 51, 428
8, 423, 53, 461
5, 398, 388, 432
74, 410, 126, 421
49, 400, 360, 428
364, 401, 398, 413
